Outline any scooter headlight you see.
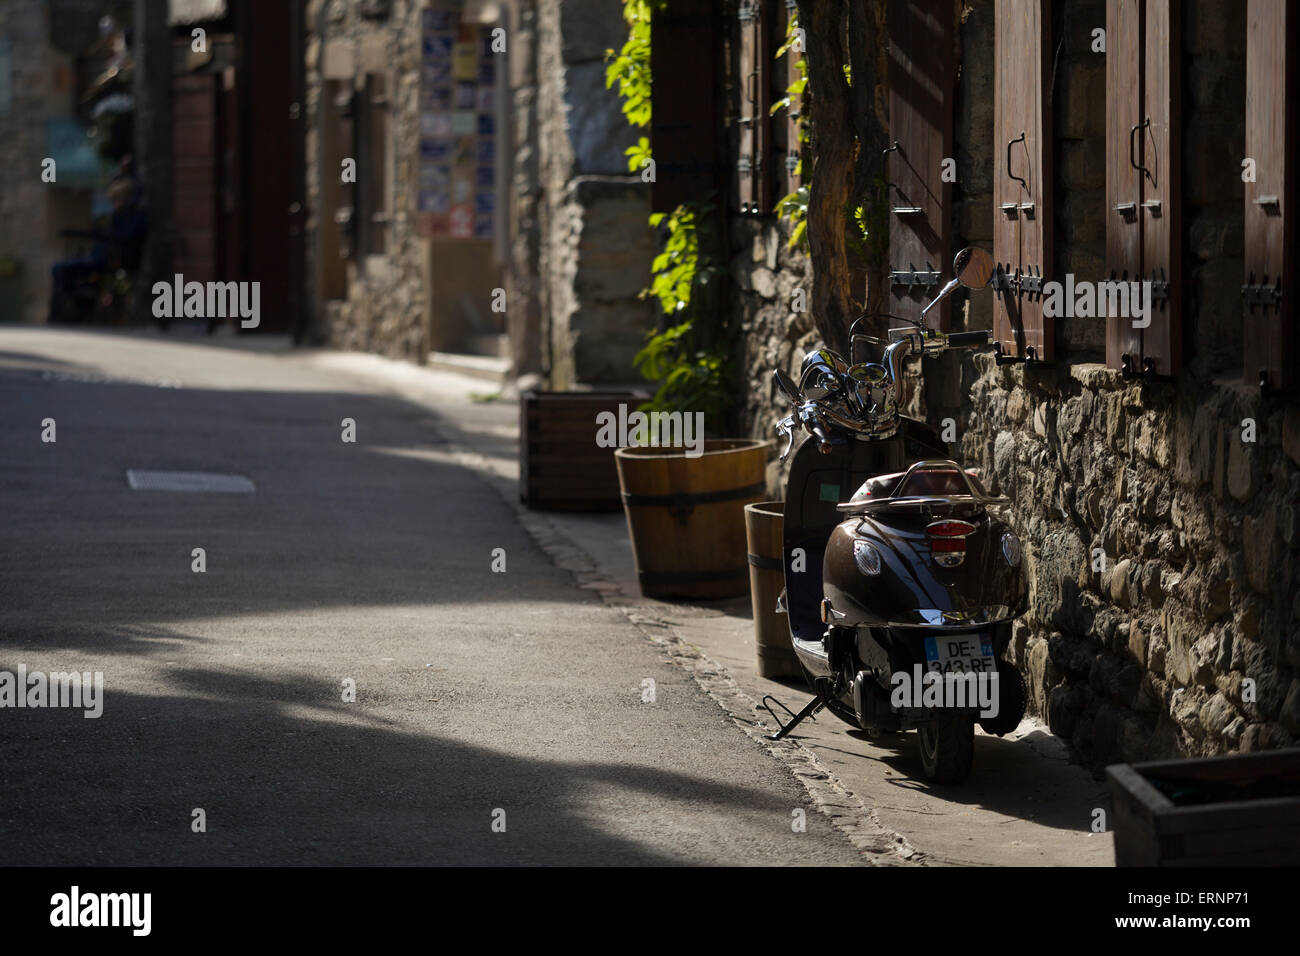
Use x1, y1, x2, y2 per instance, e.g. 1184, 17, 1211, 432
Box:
853, 539, 882, 575
1001, 531, 1022, 568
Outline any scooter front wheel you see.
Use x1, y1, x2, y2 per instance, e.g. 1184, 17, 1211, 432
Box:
917, 714, 974, 784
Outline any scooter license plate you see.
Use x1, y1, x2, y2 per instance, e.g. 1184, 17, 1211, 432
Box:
924, 634, 996, 674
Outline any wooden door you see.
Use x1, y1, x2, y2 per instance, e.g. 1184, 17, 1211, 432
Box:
651, 0, 722, 214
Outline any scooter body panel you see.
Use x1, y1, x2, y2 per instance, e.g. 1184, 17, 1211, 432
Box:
780, 418, 948, 679
823, 510, 1026, 630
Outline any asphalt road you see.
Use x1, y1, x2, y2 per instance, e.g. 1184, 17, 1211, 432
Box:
0, 325, 863, 866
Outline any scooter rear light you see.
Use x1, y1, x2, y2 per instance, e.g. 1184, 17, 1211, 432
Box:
926, 519, 975, 568
926, 520, 976, 538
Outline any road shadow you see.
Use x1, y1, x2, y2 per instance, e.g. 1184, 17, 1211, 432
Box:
0, 658, 830, 865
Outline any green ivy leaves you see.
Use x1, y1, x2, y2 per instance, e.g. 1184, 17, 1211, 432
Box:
635, 203, 729, 425
605, 1, 654, 172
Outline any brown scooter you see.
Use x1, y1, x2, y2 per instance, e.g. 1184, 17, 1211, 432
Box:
765, 247, 1028, 783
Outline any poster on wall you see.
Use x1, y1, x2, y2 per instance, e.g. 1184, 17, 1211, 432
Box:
416, 7, 497, 241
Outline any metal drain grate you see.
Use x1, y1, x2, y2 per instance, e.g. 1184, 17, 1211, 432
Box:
126, 470, 256, 493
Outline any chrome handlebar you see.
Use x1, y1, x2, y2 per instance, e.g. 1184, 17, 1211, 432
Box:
775, 328, 992, 460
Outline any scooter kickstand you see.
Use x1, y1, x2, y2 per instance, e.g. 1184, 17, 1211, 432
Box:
762, 694, 824, 741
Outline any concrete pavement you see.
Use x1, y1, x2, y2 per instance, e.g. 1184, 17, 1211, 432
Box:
0, 324, 865, 865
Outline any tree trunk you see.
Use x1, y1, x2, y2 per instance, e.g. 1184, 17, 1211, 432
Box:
847, 0, 890, 323
796, 0, 856, 356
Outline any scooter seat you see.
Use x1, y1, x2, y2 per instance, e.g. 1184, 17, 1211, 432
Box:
846, 465, 987, 505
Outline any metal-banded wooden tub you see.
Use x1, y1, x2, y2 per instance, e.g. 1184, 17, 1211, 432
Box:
744, 501, 802, 678
615, 439, 770, 600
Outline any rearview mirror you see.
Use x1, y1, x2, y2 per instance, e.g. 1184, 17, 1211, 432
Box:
953, 246, 994, 289
798, 348, 847, 400
773, 368, 801, 402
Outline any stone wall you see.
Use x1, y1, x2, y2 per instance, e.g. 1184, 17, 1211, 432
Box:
305, 0, 429, 360
965, 359, 1300, 763
735, 0, 1300, 767
734, 218, 814, 490
505, 0, 543, 378
0, 1, 88, 324
304, 0, 657, 383
527, 0, 657, 388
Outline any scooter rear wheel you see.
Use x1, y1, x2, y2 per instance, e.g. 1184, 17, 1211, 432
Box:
917, 714, 974, 783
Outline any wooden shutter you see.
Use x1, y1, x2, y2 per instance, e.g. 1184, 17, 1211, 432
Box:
1244, 0, 1298, 390
887, 0, 953, 330
651, 0, 721, 214
992, 0, 1053, 359
1104, 0, 1181, 376
736, 0, 769, 214
1140, 0, 1181, 375
1105, 0, 1143, 370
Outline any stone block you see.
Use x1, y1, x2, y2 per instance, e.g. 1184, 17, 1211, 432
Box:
1226, 436, 1256, 501
1199, 691, 1237, 737
1243, 512, 1279, 596
564, 61, 641, 176
1048, 681, 1087, 738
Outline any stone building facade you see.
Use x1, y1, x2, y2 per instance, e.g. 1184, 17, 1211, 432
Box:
303, 0, 655, 385
731, 0, 1300, 767
305, 0, 444, 362
508, 0, 657, 387
0, 0, 104, 324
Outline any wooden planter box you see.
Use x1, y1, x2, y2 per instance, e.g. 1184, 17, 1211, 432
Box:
1106, 747, 1300, 866
520, 391, 641, 511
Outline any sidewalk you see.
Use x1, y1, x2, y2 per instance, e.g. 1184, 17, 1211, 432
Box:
301, 347, 1115, 866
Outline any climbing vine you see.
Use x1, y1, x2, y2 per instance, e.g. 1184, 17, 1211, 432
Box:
635, 201, 729, 423
604, 0, 655, 173
771, 9, 809, 249
606, 3, 731, 428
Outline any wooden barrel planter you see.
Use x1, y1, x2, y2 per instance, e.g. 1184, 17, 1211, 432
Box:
744, 501, 802, 679
1106, 747, 1300, 865
615, 439, 770, 600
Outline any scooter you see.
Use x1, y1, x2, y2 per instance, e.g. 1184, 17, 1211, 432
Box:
765, 246, 1028, 784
